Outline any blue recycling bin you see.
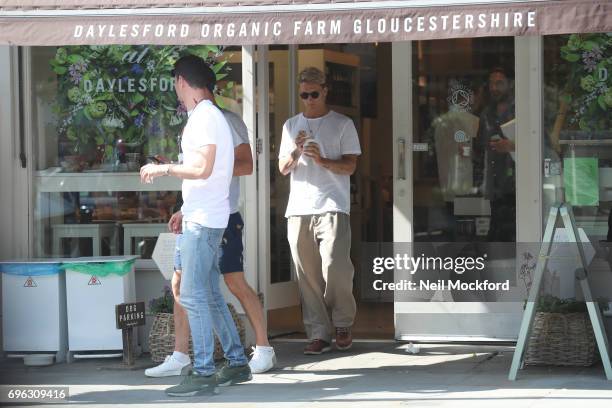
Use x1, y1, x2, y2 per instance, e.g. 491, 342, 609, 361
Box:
0, 260, 67, 362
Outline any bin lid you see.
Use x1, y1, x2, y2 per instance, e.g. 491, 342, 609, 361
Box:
0, 255, 139, 264
60, 255, 139, 277
61, 255, 140, 264
0, 261, 63, 276
1, 256, 139, 275
0, 258, 65, 264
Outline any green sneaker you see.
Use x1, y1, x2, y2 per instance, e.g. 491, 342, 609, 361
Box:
165, 370, 218, 397
215, 362, 252, 386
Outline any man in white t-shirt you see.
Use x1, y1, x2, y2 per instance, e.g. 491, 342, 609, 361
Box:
145, 106, 276, 378
140, 55, 250, 396
278, 67, 361, 355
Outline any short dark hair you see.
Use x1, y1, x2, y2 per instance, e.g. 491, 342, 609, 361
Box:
489, 66, 514, 81
172, 55, 216, 93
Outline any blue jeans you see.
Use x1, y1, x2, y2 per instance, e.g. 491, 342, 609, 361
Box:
179, 221, 248, 375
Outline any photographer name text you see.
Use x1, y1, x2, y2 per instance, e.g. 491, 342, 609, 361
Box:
373, 279, 510, 292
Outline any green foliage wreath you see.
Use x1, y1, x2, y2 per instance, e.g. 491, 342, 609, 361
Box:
560, 33, 612, 131
50, 45, 233, 163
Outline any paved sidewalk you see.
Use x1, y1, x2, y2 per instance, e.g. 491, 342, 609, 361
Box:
1, 341, 611, 408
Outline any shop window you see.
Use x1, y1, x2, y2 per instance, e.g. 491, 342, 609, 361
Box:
542, 33, 612, 237
541, 33, 612, 303
30, 45, 241, 262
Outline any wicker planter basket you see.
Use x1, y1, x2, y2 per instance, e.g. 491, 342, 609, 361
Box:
524, 312, 598, 366
148, 303, 245, 363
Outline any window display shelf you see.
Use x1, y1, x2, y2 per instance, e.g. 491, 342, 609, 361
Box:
559, 140, 612, 146
573, 219, 609, 237
35, 167, 181, 193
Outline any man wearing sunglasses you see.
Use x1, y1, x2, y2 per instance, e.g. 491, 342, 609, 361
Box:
278, 67, 361, 355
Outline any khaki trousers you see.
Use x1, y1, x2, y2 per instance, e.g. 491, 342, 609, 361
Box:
287, 212, 356, 342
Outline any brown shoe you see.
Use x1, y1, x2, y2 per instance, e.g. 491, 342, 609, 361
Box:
303, 339, 332, 355
335, 327, 352, 351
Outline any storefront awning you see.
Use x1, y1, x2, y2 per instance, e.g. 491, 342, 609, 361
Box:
0, 0, 610, 45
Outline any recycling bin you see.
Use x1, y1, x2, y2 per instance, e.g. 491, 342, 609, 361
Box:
64, 256, 137, 357
0, 259, 67, 362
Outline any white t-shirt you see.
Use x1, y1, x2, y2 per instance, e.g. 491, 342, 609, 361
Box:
222, 109, 250, 214
181, 100, 234, 228
432, 110, 478, 202
279, 110, 361, 217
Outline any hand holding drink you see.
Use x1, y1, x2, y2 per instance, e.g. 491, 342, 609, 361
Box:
295, 130, 309, 151
303, 139, 321, 164
292, 130, 322, 165
291, 130, 309, 162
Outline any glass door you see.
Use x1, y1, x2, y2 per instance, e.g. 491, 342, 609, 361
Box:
393, 38, 525, 341
257, 46, 301, 318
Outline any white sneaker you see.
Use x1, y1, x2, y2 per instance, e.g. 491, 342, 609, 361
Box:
145, 355, 190, 378
248, 346, 277, 374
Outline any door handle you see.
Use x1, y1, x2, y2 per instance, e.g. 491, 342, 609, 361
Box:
17, 47, 26, 168
398, 138, 406, 180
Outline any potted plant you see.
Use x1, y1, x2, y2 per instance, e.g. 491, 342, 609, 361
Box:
147, 286, 179, 362
520, 252, 609, 366
147, 286, 245, 363
524, 295, 609, 366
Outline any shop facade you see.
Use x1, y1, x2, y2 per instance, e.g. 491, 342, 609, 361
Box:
0, 0, 611, 350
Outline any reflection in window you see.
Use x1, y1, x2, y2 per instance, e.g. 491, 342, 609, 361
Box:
543, 33, 612, 238
412, 37, 515, 243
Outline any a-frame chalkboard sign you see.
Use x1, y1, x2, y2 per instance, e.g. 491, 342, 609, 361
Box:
509, 203, 612, 381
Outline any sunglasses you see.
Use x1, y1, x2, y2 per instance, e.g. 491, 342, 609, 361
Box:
300, 91, 321, 100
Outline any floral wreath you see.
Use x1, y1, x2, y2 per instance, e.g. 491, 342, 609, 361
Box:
560, 33, 612, 131
50, 45, 233, 164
